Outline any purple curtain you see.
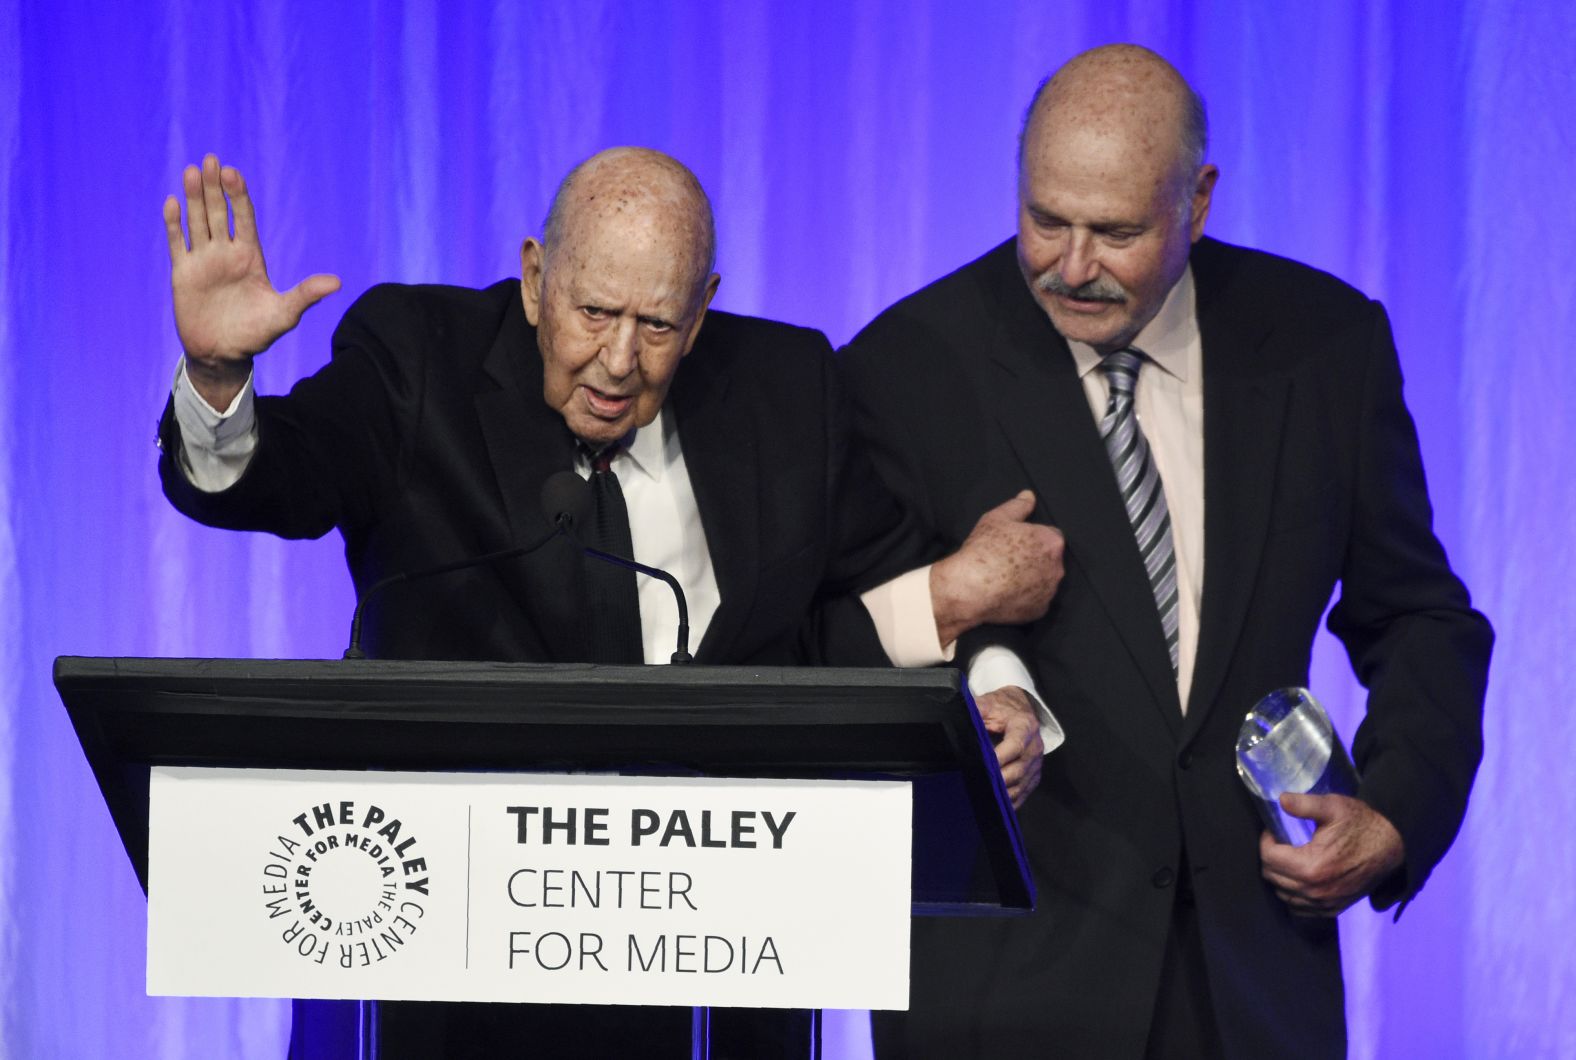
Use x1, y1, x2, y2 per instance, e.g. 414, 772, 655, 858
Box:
3, 2, 1571, 1056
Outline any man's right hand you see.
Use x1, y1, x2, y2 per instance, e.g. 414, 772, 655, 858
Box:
929, 490, 1065, 646
163, 153, 340, 409
975, 685, 1045, 808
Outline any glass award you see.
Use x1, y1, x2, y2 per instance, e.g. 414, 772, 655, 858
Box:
1235, 687, 1358, 846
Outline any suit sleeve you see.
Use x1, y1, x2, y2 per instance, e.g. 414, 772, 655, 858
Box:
1327, 302, 1493, 911
793, 334, 945, 666
159, 286, 422, 541
838, 313, 963, 542
835, 312, 1039, 682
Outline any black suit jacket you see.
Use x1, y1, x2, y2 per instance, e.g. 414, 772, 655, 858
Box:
161, 279, 924, 668
840, 237, 1492, 1059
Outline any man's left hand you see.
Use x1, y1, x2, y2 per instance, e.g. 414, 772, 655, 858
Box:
1258, 793, 1405, 916
975, 686, 1044, 809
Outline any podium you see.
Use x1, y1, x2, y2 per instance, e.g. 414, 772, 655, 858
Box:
55, 656, 1035, 1057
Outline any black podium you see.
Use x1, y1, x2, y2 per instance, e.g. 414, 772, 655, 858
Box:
55, 656, 1035, 1057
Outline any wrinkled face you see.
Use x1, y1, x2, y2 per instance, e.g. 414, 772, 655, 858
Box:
1017, 117, 1214, 353
522, 211, 718, 447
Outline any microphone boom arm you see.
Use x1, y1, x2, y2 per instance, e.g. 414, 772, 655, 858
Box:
582, 546, 693, 664
343, 527, 563, 659
344, 524, 694, 664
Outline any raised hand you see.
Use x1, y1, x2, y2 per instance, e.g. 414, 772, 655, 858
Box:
163, 153, 340, 408
929, 491, 1065, 646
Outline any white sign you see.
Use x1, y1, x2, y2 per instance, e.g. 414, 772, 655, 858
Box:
147, 767, 911, 1010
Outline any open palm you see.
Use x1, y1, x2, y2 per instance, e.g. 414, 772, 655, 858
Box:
163, 154, 339, 378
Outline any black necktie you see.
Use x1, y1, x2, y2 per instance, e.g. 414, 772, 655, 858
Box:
584, 445, 644, 664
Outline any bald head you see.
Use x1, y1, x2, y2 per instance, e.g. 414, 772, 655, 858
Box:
1021, 45, 1207, 194
543, 147, 716, 288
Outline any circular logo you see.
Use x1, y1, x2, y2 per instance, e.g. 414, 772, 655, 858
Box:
261, 799, 432, 969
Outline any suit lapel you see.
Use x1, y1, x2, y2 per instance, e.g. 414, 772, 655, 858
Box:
472, 296, 587, 662
669, 342, 759, 663
984, 263, 1183, 731
1183, 242, 1289, 738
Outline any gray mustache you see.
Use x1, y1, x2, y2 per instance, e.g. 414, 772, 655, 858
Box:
1035, 272, 1126, 303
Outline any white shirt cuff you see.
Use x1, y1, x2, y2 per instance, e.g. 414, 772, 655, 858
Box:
966, 645, 1065, 754
859, 564, 955, 667
172, 357, 259, 493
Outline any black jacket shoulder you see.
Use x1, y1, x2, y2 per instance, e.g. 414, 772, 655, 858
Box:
849, 238, 1021, 346
332, 279, 521, 374
1190, 236, 1378, 332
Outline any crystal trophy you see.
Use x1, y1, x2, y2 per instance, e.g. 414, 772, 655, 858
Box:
1235, 687, 1358, 846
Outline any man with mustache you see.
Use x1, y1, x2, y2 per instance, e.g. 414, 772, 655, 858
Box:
158, 146, 1062, 1057
841, 44, 1491, 1058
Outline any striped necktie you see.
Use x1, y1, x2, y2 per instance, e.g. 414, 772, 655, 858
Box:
1099, 349, 1180, 673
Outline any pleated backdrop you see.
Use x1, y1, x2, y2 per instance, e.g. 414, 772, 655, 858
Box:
2, 1, 1572, 1056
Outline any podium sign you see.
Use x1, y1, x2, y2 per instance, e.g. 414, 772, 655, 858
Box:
147, 767, 912, 1010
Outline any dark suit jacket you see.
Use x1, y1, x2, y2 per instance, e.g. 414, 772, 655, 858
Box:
840, 237, 1492, 1059
160, 279, 925, 668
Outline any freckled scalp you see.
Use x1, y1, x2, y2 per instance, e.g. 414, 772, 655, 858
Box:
1019, 44, 1208, 185
541, 147, 716, 287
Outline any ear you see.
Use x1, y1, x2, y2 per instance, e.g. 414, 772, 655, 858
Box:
1189, 165, 1219, 243
680, 273, 722, 357
520, 238, 546, 326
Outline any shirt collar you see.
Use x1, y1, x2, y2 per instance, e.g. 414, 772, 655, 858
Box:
619, 408, 670, 484
575, 409, 669, 484
1068, 264, 1197, 381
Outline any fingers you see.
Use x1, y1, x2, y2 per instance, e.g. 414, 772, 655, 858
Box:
1258, 824, 1376, 917
1278, 794, 1370, 849
283, 273, 343, 319
1276, 890, 1342, 917
201, 153, 231, 243
1258, 831, 1303, 884
993, 718, 1029, 769
1258, 838, 1330, 913
224, 164, 258, 244
977, 687, 1030, 730
163, 195, 188, 260
179, 154, 233, 247
981, 489, 1036, 525
1258, 831, 1329, 895
182, 163, 208, 245
1271, 872, 1353, 916
1258, 827, 1340, 889
1278, 792, 1333, 822
979, 687, 1044, 810
998, 730, 1043, 809
1012, 753, 1042, 809
996, 740, 1027, 800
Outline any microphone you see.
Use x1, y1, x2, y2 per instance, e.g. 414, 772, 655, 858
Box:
344, 471, 693, 664
541, 468, 593, 533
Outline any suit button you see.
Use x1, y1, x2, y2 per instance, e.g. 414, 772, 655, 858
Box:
1152, 867, 1174, 888
1178, 749, 1193, 770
